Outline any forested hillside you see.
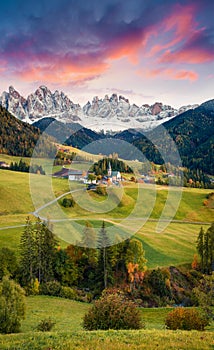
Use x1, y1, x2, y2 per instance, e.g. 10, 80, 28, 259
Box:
0, 106, 40, 156
33, 117, 103, 148
0, 107, 55, 157
133, 102, 214, 174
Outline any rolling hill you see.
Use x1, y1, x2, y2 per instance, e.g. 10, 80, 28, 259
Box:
33, 117, 104, 148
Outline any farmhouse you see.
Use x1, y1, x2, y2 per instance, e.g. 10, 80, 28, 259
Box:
0, 161, 9, 168
52, 167, 85, 181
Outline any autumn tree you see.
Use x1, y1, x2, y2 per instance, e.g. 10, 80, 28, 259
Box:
125, 239, 146, 291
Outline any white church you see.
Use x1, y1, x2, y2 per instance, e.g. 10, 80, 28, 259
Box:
107, 162, 121, 182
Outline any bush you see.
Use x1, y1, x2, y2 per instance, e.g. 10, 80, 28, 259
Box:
60, 286, 78, 300
83, 291, 144, 330
165, 307, 209, 331
61, 197, 74, 208
96, 185, 107, 196
36, 318, 55, 332
0, 277, 26, 333
40, 281, 61, 296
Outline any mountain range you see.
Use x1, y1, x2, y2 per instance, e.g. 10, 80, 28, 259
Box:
0, 85, 213, 176
33, 102, 214, 175
0, 86, 199, 132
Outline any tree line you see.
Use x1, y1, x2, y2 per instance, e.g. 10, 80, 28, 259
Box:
92, 157, 133, 176
8, 159, 45, 175
18, 218, 146, 296
0, 219, 213, 308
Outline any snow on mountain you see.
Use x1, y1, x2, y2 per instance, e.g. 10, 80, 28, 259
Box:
0, 86, 198, 132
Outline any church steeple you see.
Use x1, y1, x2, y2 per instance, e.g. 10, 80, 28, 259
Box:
107, 161, 112, 177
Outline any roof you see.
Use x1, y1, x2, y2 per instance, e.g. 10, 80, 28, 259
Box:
111, 171, 121, 177
53, 168, 83, 177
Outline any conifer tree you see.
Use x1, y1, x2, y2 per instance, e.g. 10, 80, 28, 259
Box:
97, 221, 112, 289
207, 223, 214, 273
19, 217, 36, 286
197, 227, 205, 272
197, 224, 214, 274
40, 221, 58, 283
204, 230, 210, 274
80, 221, 97, 248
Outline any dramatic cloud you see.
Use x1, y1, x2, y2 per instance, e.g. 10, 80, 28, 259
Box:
0, 0, 213, 105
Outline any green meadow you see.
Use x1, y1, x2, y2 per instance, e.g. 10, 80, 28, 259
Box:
0, 167, 213, 268
0, 296, 213, 350
0, 160, 213, 349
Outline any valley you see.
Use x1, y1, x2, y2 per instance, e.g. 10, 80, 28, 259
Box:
0, 92, 213, 349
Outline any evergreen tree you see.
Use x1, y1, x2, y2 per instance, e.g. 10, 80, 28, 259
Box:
19, 217, 36, 286
80, 221, 97, 248
204, 230, 210, 274
19, 218, 58, 285
39, 221, 58, 283
197, 224, 214, 274
197, 227, 205, 272
34, 219, 43, 283
207, 223, 214, 273
97, 221, 113, 290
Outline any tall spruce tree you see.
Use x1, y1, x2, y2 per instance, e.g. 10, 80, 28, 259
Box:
19, 218, 58, 285
204, 230, 210, 274
197, 224, 214, 274
80, 221, 97, 248
19, 217, 36, 286
197, 227, 205, 272
207, 223, 214, 273
97, 221, 113, 289
40, 221, 58, 283
34, 219, 43, 283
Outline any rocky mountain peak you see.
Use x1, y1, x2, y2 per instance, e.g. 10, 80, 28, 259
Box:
0, 86, 200, 131
8, 86, 21, 99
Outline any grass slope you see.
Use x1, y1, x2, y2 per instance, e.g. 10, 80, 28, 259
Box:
0, 296, 213, 350
0, 168, 213, 267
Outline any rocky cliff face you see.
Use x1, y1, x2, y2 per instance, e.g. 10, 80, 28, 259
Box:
0, 86, 199, 131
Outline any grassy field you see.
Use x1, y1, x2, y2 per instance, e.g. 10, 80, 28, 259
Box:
0, 163, 213, 349
0, 296, 213, 350
0, 168, 213, 268
0, 330, 213, 350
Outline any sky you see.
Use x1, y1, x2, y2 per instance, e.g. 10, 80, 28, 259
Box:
0, 0, 214, 108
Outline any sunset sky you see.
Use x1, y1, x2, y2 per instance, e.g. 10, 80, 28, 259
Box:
0, 0, 214, 107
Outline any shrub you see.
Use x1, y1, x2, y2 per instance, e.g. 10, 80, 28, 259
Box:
60, 286, 78, 300
36, 318, 55, 332
61, 197, 74, 208
83, 291, 144, 330
0, 277, 26, 333
165, 307, 209, 331
40, 281, 61, 296
96, 185, 107, 196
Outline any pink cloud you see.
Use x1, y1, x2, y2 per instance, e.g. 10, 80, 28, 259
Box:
160, 46, 214, 64
140, 67, 198, 82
